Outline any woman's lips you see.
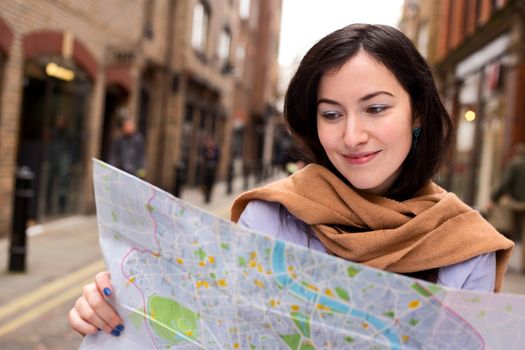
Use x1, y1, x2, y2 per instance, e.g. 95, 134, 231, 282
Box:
343, 151, 380, 165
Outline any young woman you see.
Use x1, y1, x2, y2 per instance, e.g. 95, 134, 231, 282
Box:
69, 24, 514, 337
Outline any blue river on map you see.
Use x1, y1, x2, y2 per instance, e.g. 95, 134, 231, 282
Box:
272, 240, 402, 349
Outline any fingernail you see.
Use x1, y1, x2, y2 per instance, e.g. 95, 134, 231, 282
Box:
103, 288, 112, 296
115, 324, 125, 332
111, 329, 121, 337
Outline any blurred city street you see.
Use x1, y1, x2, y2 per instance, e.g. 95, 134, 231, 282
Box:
2, 0, 525, 348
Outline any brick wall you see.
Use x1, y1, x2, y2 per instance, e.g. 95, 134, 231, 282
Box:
435, 0, 510, 61
0, 0, 282, 236
0, 0, 149, 237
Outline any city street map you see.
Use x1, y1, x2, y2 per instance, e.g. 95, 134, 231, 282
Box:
81, 159, 525, 349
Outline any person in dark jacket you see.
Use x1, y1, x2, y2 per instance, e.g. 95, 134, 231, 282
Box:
200, 135, 220, 203
491, 143, 525, 232
109, 119, 145, 178
490, 143, 525, 270
46, 115, 74, 213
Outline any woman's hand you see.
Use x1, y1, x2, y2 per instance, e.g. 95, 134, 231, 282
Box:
68, 271, 125, 336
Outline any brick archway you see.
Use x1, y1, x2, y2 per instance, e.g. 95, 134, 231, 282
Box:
0, 16, 13, 55
105, 64, 133, 93
22, 30, 98, 80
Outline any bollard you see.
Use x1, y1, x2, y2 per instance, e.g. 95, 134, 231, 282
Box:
242, 161, 250, 190
226, 161, 234, 195
255, 160, 263, 184
8, 166, 35, 272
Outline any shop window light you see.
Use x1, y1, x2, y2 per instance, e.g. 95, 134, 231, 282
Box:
45, 62, 75, 81
465, 110, 476, 122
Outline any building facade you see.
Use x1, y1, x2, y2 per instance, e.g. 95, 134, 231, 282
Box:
0, 1, 149, 238
231, 0, 282, 185
398, 0, 442, 65
0, 0, 282, 237
401, 0, 525, 210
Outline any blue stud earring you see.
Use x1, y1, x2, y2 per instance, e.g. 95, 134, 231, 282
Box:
412, 127, 421, 150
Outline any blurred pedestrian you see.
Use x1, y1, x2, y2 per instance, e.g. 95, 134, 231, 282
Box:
201, 135, 220, 203
70, 24, 514, 338
490, 143, 525, 243
109, 118, 145, 179
242, 160, 252, 190
46, 115, 74, 214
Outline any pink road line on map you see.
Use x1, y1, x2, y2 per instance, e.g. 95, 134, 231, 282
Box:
120, 247, 159, 350
117, 188, 163, 349
414, 282, 485, 348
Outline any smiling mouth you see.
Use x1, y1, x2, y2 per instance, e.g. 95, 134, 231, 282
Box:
343, 151, 380, 165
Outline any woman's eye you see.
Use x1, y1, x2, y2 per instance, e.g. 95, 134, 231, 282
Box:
366, 105, 388, 114
320, 111, 342, 120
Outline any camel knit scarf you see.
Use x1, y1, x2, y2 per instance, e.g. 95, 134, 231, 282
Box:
231, 164, 514, 292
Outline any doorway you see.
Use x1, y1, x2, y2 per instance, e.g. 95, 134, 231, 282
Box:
17, 58, 90, 220
100, 85, 129, 163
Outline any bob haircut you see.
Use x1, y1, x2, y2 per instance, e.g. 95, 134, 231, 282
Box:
284, 23, 452, 200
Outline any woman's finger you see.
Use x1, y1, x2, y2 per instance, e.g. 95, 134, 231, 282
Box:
83, 281, 124, 333
94, 271, 114, 297
69, 297, 104, 335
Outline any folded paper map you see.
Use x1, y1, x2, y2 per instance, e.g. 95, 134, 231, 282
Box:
81, 160, 525, 349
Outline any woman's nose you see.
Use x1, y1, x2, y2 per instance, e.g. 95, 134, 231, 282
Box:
343, 115, 369, 148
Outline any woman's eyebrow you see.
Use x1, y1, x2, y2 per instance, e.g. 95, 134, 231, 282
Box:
359, 91, 394, 102
316, 98, 341, 106
317, 91, 394, 106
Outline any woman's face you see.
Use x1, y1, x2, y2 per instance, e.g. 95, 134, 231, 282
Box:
316, 51, 418, 196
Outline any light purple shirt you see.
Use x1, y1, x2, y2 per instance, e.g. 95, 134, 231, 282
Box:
238, 200, 496, 292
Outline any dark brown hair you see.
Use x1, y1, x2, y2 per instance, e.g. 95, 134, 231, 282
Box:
284, 23, 452, 200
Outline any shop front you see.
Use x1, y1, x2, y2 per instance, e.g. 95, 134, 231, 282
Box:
17, 56, 91, 220
447, 33, 512, 209
180, 78, 223, 187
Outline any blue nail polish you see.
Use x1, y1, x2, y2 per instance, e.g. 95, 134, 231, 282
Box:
111, 329, 121, 337
103, 288, 112, 296
115, 324, 125, 332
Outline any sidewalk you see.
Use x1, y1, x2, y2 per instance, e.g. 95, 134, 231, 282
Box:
0, 215, 101, 305
502, 241, 524, 294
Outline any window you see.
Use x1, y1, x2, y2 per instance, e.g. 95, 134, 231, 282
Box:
235, 45, 245, 77
491, 0, 505, 12
191, 1, 210, 52
475, 0, 482, 26
239, 0, 250, 19
236, 45, 245, 63
142, 0, 155, 39
218, 27, 231, 61
417, 23, 429, 58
